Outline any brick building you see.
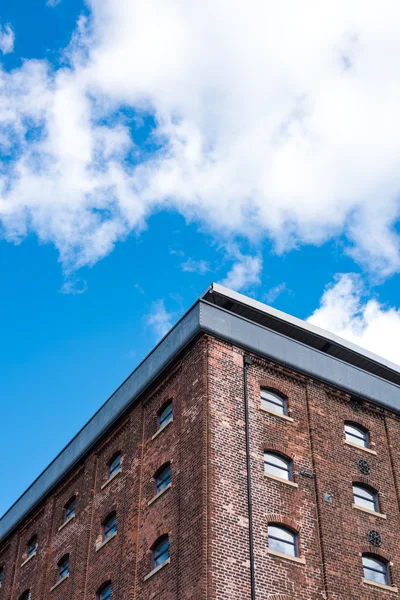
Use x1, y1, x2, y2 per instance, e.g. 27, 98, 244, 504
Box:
1, 283, 400, 600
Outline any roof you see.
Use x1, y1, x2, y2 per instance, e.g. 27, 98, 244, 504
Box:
1, 282, 400, 544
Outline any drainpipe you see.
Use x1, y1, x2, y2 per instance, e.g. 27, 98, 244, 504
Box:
243, 355, 256, 600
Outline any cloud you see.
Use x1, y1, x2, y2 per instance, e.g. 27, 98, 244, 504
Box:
60, 277, 88, 295
308, 273, 400, 366
221, 253, 262, 292
2, 3, 400, 274
47, 0, 62, 6
264, 283, 287, 304
0, 24, 14, 54
181, 258, 209, 275
145, 299, 173, 340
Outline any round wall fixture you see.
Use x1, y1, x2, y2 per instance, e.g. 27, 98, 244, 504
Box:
367, 530, 382, 547
358, 458, 370, 475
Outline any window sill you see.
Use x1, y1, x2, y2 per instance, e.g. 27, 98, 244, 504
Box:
344, 440, 377, 455
267, 549, 305, 564
101, 469, 121, 490
21, 552, 36, 567
95, 531, 117, 552
148, 483, 172, 506
363, 579, 398, 593
259, 406, 294, 422
144, 558, 170, 581
353, 504, 387, 519
58, 514, 75, 531
50, 574, 69, 591
152, 418, 173, 440
264, 473, 298, 488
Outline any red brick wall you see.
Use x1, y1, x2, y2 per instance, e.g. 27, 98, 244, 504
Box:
207, 336, 400, 600
2, 334, 400, 600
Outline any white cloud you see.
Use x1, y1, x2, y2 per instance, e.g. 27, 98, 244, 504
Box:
2, 3, 400, 274
308, 273, 400, 366
181, 258, 209, 275
145, 299, 173, 340
264, 283, 287, 304
60, 277, 88, 295
0, 24, 14, 54
221, 253, 262, 292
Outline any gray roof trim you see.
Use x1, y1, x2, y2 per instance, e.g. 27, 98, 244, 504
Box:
199, 301, 400, 412
203, 283, 400, 384
2, 283, 400, 544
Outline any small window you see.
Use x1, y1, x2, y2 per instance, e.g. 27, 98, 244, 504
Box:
64, 496, 76, 521
103, 512, 117, 541
345, 423, 369, 448
97, 582, 112, 600
155, 463, 171, 494
27, 535, 37, 558
264, 452, 292, 481
363, 554, 389, 585
58, 554, 69, 581
108, 453, 121, 479
152, 535, 169, 569
268, 525, 298, 557
19, 592, 30, 600
353, 484, 378, 512
0, 567, 3, 586
261, 388, 287, 416
158, 401, 173, 430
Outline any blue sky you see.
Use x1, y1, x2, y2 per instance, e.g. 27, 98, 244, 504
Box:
2, 0, 400, 517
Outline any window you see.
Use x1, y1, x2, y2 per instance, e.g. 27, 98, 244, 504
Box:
103, 512, 117, 541
27, 535, 37, 558
19, 591, 30, 600
268, 525, 298, 557
155, 463, 171, 494
108, 453, 121, 479
264, 452, 292, 481
158, 401, 173, 430
0, 567, 3, 586
344, 422, 369, 448
353, 484, 378, 512
261, 388, 287, 416
152, 535, 169, 569
97, 582, 112, 600
64, 496, 76, 521
362, 554, 389, 585
58, 554, 69, 581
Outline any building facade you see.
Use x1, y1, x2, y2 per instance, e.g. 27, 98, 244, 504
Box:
1, 284, 400, 599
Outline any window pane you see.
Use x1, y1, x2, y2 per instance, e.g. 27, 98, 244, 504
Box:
353, 485, 377, 511
98, 584, 112, 600
108, 454, 121, 477
153, 537, 169, 568
261, 390, 286, 415
354, 495, 376, 511
156, 464, 171, 493
159, 403, 173, 428
265, 453, 288, 470
264, 463, 290, 480
363, 556, 388, 585
261, 398, 285, 415
65, 498, 75, 519
268, 526, 295, 543
269, 537, 296, 556
104, 514, 117, 539
353, 486, 374, 501
345, 424, 368, 446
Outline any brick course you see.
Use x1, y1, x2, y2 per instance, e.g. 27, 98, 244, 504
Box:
1, 335, 400, 599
